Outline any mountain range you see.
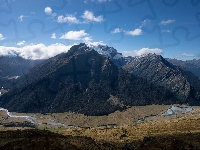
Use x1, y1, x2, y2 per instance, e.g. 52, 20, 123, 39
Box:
0, 43, 200, 115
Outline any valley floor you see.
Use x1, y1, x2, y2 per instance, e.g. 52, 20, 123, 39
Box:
1, 105, 200, 149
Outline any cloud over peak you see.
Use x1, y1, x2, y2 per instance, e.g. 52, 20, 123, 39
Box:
123, 48, 164, 57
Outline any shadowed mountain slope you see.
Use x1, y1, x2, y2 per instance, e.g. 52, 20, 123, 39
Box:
0, 44, 179, 115
123, 54, 200, 102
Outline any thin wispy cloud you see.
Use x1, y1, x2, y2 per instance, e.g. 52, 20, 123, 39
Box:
17, 40, 25, 46
161, 30, 172, 33
111, 20, 149, 36
18, 15, 28, 22
81, 10, 104, 23
51, 33, 56, 39
84, 0, 112, 3
0, 33, 5, 40
57, 15, 80, 24
111, 28, 123, 34
56, 10, 104, 24
175, 53, 200, 58
160, 19, 175, 25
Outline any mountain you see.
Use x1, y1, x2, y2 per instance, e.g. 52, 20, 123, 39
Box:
0, 43, 179, 116
0, 56, 44, 77
123, 53, 200, 102
167, 58, 200, 78
0, 56, 44, 89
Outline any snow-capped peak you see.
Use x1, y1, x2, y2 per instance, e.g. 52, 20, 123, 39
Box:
85, 42, 123, 60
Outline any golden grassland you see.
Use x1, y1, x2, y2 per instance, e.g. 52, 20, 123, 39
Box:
1, 105, 200, 145
6, 105, 170, 127
56, 106, 200, 143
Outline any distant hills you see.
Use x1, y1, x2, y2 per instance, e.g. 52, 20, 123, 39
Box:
0, 43, 200, 115
167, 58, 200, 78
0, 56, 44, 89
0, 56, 44, 77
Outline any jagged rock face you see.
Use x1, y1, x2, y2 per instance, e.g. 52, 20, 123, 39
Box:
86, 43, 126, 67
0, 44, 179, 115
123, 54, 191, 100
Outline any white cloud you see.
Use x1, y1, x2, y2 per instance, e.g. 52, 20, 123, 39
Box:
0, 33, 5, 40
60, 30, 89, 40
160, 19, 175, 25
44, 7, 52, 15
82, 10, 104, 23
55, 10, 104, 24
176, 53, 200, 58
57, 15, 80, 24
112, 20, 149, 36
18, 15, 27, 22
123, 48, 163, 57
125, 28, 142, 36
0, 43, 73, 60
111, 28, 122, 34
31, 12, 35, 14
51, 33, 56, 39
83, 36, 93, 42
17, 40, 25, 46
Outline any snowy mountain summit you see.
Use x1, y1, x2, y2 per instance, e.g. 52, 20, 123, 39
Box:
86, 42, 123, 60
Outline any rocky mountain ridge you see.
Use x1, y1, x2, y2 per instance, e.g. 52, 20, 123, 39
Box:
0, 43, 179, 115
123, 53, 200, 101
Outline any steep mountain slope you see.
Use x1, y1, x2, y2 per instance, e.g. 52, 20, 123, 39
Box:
167, 58, 200, 78
0, 43, 178, 115
123, 54, 200, 102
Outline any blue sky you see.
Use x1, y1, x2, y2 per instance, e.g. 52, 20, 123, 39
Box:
0, 0, 199, 60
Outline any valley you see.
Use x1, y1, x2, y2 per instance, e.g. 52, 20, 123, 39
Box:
1, 104, 200, 149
